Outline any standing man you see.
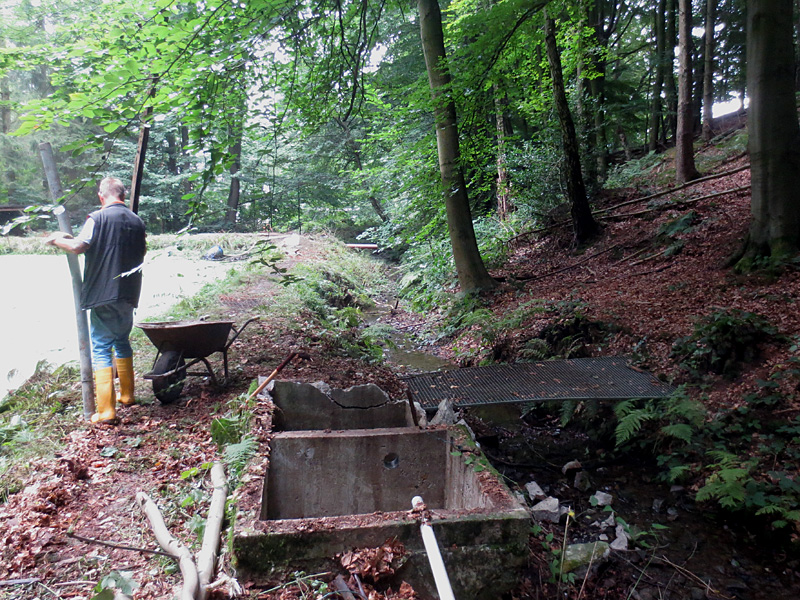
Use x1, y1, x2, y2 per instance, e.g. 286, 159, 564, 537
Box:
46, 177, 146, 424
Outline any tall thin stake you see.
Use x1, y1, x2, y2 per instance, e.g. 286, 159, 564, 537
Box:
39, 142, 95, 419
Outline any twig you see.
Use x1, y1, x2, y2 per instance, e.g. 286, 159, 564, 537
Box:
0, 578, 40, 587
576, 541, 598, 599
615, 246, 652, 265
516, 244, 621, 283
504, 164, 751, 244
603, 185, 751, 221
624, 549, 656, 600
66, 531, 176, 559
656, 555, 732, 599
630, 248, 668, 267
137, 491, 200, 600
595, 164, 751, 216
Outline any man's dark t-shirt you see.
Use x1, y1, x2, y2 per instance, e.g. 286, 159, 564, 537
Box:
80, 204, 146, 310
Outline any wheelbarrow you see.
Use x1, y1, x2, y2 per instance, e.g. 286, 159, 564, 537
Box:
137, 317, 258, 403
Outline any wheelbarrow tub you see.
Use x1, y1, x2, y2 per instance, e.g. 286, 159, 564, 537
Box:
138, 320, 235, 359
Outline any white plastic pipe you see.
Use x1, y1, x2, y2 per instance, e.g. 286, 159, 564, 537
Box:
412, 496, 456, 600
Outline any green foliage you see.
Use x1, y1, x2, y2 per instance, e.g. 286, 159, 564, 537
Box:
613, 370, 800, 530
90, 570, 139, 600
671, 308, 778, 379
520, 300, 608, 362
658, 211, 699, 238
0, 361, 81, 502
613, 389, 707, 450
266, 237, 394, 362
223, 435, 257, 487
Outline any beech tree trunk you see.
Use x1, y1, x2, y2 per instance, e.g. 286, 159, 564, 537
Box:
585, 1, 617, 182
701, 0, 717, 141
0, 38, 9, 134
224, 97, 246, 227
545, 16, 599, 245
335, 117, 388, 222
739, 0, 800, 263
676, 0, 700, 183
417, 0, 496, 292
664, 0, 678, 142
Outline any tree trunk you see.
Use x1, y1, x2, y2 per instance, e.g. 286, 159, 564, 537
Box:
676, 0, 700, 183
664, 0, 678, 142
494, 85, 513, 221
692, 34, 704, 134
649, 0, 667, 152
417, 0, 496, 292
701, 0, 717, 141
0, 38, 9, 135
545, 16, 599, 245
224, 95, 246, 227
335, 117, 388, 222
585, 1, 618, 182
739, 0, 800, 264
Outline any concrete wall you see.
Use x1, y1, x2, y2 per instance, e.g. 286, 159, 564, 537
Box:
261, 428, 487, 519
269, 380, 415, 431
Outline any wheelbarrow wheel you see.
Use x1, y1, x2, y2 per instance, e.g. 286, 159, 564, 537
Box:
152, 351, 186, 404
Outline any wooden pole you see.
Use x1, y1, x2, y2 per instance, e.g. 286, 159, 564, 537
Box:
39, 143, 95, 419
129, 107, 151, 216
130, 81, 158, 215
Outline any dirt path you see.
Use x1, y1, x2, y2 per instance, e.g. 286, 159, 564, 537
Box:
0, 234, 404, 599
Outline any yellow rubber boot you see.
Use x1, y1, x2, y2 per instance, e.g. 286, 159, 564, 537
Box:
91, 367, 118, 424
116, 357, 136, 406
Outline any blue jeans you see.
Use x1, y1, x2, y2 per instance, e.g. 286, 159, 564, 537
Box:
90, 302, 135, 369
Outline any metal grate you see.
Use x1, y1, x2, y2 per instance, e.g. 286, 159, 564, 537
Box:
402, 357, 674, 410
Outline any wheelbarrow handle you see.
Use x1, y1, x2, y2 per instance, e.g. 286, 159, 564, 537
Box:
225, 317, 260, 350
247, 350, 311, 401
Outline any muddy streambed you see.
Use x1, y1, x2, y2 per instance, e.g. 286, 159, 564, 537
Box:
460, 408, 800, 600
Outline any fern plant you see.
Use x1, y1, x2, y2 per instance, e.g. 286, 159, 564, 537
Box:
614, 388, 706, 450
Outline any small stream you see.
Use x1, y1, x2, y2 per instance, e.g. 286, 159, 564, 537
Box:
373, 312, 800, 599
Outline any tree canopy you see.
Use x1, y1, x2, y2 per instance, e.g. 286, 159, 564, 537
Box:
1, 0, 797, 293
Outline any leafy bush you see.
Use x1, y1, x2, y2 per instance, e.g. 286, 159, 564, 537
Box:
613, 376, 800, 531
671, 308, 778, 379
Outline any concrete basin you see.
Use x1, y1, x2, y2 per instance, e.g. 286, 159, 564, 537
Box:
233, 424, 530, 599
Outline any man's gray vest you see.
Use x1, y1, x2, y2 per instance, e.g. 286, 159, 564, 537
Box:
80, 204, 146, 310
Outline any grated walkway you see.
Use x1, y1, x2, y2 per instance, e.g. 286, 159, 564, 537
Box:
402, 357, 674, 410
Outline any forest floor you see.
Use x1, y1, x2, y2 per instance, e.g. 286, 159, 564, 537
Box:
2, 136, 800, 600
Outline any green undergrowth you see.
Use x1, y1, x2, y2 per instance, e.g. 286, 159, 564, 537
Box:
614, 309, 800, 536
0, 231, 264, 256
613, 367, 800, 536
0, 361, 84, 502
671, 307, 780, 380
440, 296, 611, 366
266, 238, 397, 363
